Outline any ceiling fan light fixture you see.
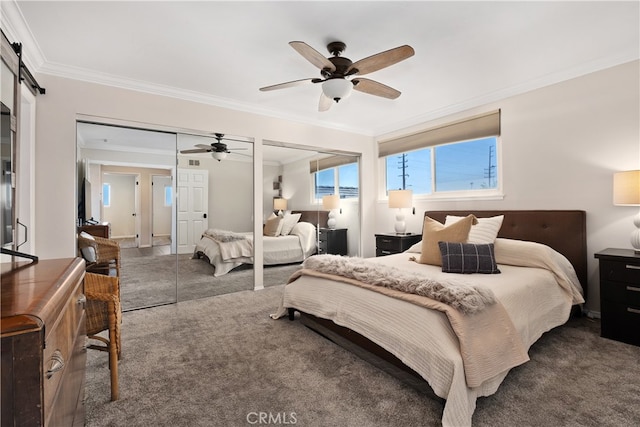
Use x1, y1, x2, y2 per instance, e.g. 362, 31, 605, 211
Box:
322, 78, 352, 103
212, 151, 227, 161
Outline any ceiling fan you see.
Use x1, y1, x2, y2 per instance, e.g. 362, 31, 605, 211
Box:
180, 133, 249, 161
259, 41, 414, 111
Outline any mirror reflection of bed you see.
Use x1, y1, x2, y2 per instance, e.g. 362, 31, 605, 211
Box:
77, 122, 362, 311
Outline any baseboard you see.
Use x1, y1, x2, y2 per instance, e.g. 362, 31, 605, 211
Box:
584, 309, 601, 319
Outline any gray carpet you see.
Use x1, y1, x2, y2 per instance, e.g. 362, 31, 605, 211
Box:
119, 250, 301, 311
85, 286, 640, 427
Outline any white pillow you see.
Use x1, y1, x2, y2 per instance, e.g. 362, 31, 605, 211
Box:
445, 215, 504, 244
406, 240, 422, 253
280, 213, 302, 236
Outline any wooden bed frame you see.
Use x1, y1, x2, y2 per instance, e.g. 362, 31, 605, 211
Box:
290, 210, 587, 397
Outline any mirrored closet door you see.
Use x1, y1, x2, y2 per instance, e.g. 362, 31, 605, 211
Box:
261, 141, 361, 289
76, 122, 178, 311
176, 133, 254, 300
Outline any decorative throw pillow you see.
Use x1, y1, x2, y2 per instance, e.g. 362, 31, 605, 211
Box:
280, 213, 302, 236
445, 215, 504, 244
263, 215, 283, 237
418, 214, 476, 266
438, 242, 501, 274
78, 231, 97, 262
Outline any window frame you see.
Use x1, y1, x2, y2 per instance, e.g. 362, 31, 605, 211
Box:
312, 161, 360, 203
102, 182, 111, 207
379, 135, 504, 202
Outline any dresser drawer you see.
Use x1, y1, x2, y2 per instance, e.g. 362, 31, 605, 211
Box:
599, 259, 640, 284
43, 275, 85, 417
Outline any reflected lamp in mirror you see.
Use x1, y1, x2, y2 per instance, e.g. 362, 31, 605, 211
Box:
273, 198, 287, 217
613, 170, 640, 253
322, 194, 340, 229
388, 189, 413, 235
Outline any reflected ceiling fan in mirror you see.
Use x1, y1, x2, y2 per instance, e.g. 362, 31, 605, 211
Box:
260, 41, 414, 111
179, 133, 249, 161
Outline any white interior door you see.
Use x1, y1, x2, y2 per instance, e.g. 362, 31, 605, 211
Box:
103, 173, 138, 244
177, 168, 208, 254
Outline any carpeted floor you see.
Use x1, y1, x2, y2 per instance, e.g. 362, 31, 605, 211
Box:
85, 285, 640, 427
119, 248, 302, 311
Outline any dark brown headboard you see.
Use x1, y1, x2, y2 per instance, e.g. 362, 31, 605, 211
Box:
425, 210, 587, 299
293, 210, 329, 228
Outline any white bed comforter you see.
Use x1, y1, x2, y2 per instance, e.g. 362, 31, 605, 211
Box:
194, 222, 317, 276
271, 238, 584, 427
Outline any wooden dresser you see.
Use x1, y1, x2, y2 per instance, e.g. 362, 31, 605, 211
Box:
1, 258, 86, 427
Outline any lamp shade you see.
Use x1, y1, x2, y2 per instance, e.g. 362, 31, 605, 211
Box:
322, 78, 353, 102
273, 198, 287, 211
388, 189, 413, 209
613, 170, 640, 205
322, 194, 340, 210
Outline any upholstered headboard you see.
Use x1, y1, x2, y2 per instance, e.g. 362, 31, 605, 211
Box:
293, 210, 329, 229
425, 210, 588, 299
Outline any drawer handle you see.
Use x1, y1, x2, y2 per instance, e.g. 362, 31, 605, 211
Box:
78, 294, 87, 305
381, 250, 391, 255
46, 350, 65, 379
626, 264, 640, 270
628, 307, 640, 315
382, 239, 391, 243
628, 286, 640, 292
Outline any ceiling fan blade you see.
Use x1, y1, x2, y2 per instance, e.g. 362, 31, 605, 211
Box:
227, 148, 248, 151
352, 78, 401, 99
180, 148, 211, 154
318, 93, 333, 112
289, 41, 337, 72
259, 78, 317, 92
195, 144, 212, 149
347, 45, 415, 76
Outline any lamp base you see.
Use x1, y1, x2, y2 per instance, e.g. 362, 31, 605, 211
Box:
631, 211, 640, 253
394, 209, 406, 234
327, 210, 337, 229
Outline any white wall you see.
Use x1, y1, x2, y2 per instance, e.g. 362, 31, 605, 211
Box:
375, 60, 640, 313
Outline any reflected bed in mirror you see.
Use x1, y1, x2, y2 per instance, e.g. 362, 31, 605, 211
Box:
193, 210, 328, 276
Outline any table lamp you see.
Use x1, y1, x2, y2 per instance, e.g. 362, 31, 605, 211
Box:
273, 198, 287, 217
388, 189, 413, 234
322, 194, 340, 229
613, 170, 640, 253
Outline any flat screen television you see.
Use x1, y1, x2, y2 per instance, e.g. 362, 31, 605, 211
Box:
78, 178, 96, 225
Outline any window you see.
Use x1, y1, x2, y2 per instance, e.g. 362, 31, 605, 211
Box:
385, 137, 498, 195
313, 162, 359, 200
164, 185, 173, 207
102, 183, 111, 207
380, 110, 501, 198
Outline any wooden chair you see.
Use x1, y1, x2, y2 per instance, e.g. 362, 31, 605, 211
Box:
78, 233, 121, 277
84, 272, 122, 401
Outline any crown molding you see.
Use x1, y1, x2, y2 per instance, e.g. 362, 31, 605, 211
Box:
0, 0, 46, 71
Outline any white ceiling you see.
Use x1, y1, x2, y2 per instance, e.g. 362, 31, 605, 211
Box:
5, 1, 639, 137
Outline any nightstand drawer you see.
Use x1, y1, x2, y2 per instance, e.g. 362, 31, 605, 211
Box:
601, 280, 640, 306
600, 299, 640, 346
376, 236, 404, 252
599, 260, 640, 284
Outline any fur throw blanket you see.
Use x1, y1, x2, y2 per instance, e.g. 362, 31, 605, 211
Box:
202, 229, 247, 243
302, 255, 496, 314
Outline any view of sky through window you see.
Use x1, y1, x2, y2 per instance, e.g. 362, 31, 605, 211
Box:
386, 137, 498, 194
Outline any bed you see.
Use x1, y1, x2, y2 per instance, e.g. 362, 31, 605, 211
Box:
271, 210, 587, 427
194, 210, 328, 276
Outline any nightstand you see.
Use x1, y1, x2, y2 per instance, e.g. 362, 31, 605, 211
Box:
318, 228, 348, 255
594, 248, 640, 347
375, 233, 422, 257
